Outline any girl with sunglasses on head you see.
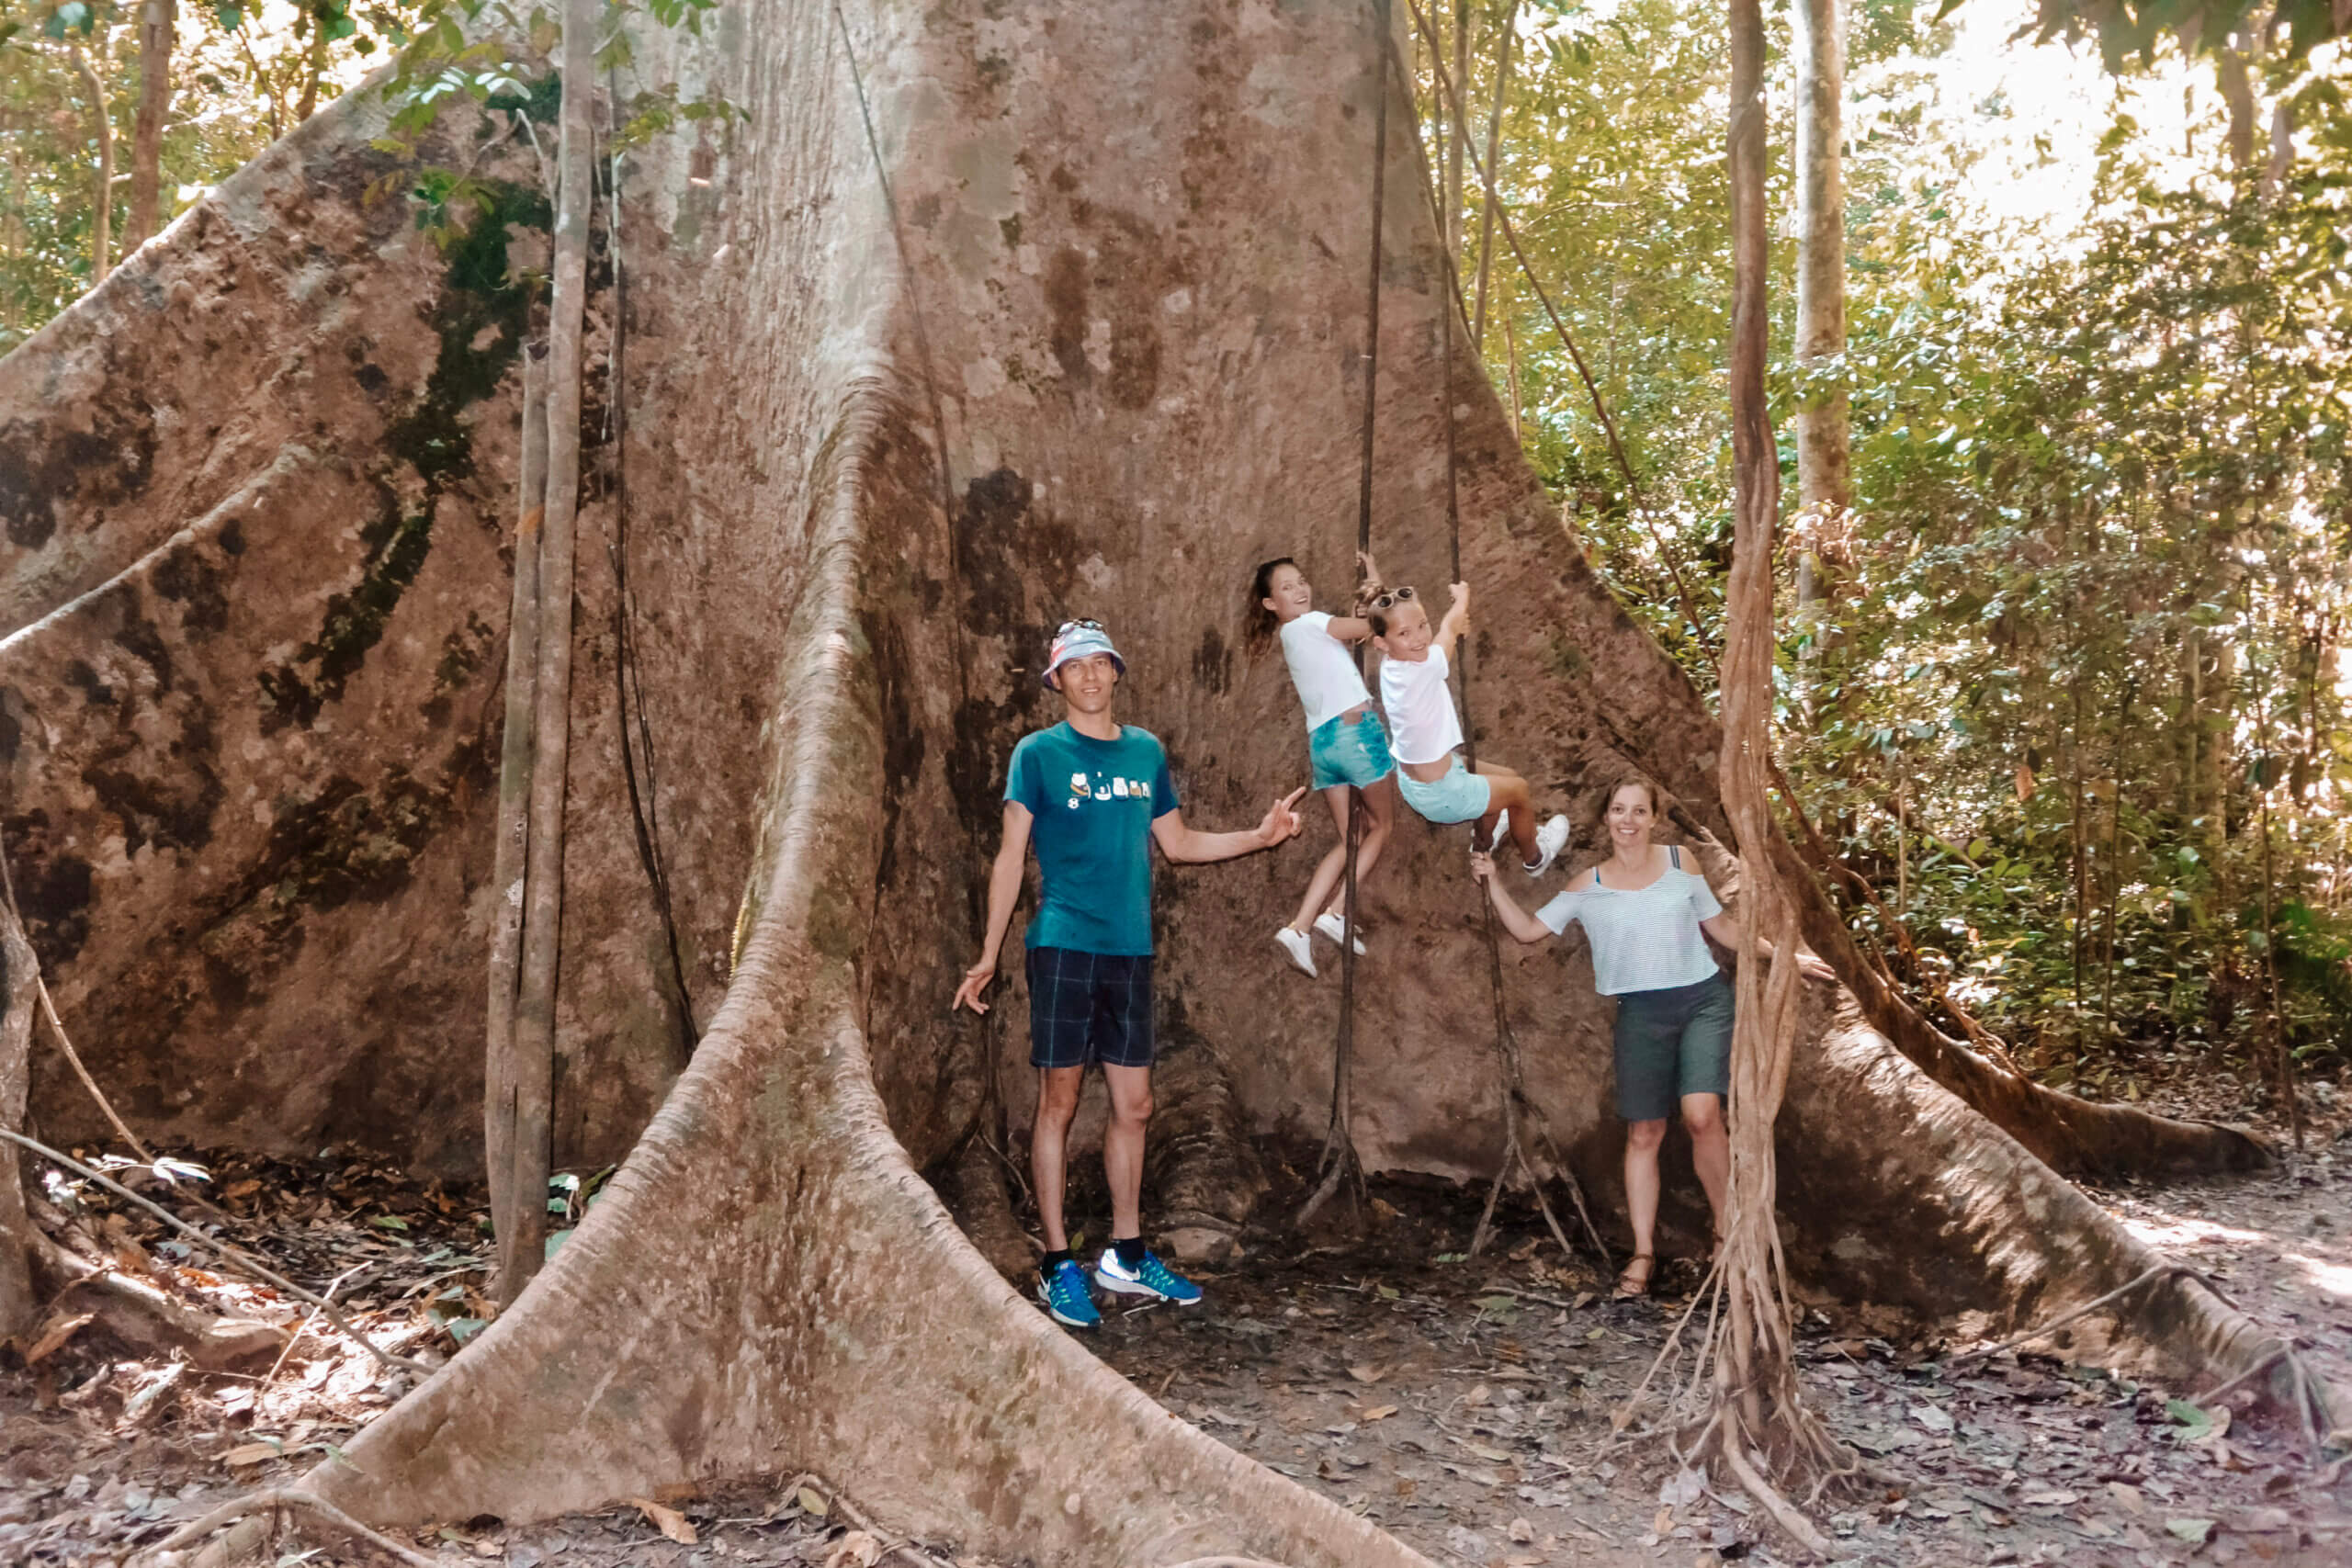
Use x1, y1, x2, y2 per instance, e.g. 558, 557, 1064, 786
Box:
1365, 575, 1568, 875
1246, 552, 1400, 977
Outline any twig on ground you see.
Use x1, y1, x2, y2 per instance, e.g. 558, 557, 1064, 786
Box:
0, 1129, 433, 1376
257, 1258, 379, 1396
142, 1487, 439, 1566
1723, 1438, 1836, 1560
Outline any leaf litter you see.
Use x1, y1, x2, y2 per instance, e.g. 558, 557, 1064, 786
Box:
2, 1099, 2347, 1565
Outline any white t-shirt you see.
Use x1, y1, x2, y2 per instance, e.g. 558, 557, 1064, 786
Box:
1378, 646, 1464, 766
1279, 612, 1374, 732
1535, 848, 1725, 996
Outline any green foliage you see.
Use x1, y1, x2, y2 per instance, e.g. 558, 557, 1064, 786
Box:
1462, 4, 2352, 1095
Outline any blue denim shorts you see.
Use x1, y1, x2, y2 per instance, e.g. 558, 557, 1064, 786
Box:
1308, 709, 1395, 791
1396, 754, 1490, 825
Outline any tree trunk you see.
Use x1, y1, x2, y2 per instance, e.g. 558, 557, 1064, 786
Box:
2217, 43, 2257, 172
1446, 0, 1467, 265
501, 0, 597, 1303
1467, 0, 1516, 349
0, 902, 37, 1341
0, 3, 2332, 1558
1791, 0, 1845, 705
295, 7, 332, 125
487, 344, 548, 1302
126, 0, 175, 254
69, 39, 114, 288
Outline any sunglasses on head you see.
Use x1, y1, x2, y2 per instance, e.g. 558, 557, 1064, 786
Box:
1370, 586, 1417, 610
1054, 617, 1106, 637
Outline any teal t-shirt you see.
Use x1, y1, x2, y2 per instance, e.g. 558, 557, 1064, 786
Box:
1006, 722, 1179, 956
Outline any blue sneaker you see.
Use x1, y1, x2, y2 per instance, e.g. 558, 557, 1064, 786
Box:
1035, 1259, 1101, 1329
1093, 1247, 1204, 1305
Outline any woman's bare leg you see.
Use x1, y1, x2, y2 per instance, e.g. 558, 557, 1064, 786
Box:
1621, 1117, 1668, 1292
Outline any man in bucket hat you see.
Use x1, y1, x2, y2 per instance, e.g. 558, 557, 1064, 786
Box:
954, 618, 1305, 1330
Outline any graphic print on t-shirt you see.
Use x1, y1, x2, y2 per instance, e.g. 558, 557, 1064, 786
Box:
1008, 723, 1179, 954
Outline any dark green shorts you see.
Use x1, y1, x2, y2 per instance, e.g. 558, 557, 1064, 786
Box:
1611, 973, 1734, 1122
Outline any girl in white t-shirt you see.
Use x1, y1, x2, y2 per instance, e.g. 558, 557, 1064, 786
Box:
1366, 579, 1568, 876
1248, 554, 1398, 978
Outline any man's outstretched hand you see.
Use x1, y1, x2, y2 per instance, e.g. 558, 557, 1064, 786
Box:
952, 959, 998, 1014
1257, 787, 1308, 848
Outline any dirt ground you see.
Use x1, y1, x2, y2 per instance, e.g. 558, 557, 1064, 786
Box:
4, 1081, 2348, 1568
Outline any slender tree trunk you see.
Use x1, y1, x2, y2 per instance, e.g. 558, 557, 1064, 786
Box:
125, 0, 175, 254
1708, 0, 1840, 1510
2217, 43, 2256, 172
503, 0, 597, 1303
1468, 0, 1517, 349
69, 38, 113, 287
1791, 0, 1846, 708
0, 902, 37, 1342
488, 344, 549, 1302
2263, 100, 2294, 194
1446, 0, 1467, 264
1500, 308, 1522, 446
295, 6, 331, 124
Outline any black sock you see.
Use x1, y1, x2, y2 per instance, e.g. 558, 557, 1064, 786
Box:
1114, 1235, 1147, 1268
1041, 1248, 1073, 1277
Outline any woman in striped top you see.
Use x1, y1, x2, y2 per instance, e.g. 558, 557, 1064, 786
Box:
1471, 773, 1831, 1298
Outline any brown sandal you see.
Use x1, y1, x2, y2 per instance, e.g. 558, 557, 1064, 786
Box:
1612, 1253, 1655, 1300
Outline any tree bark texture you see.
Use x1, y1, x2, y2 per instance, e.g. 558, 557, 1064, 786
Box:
127, 0, 176, 254
1791, 0, 1847, 519
486, 344, 548, 1301
0, 903, 37, 1340
500, 0, 598, 1308
0, 1, 2334, 1555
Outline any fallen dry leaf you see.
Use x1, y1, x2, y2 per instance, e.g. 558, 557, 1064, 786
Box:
629, 1496, 696, 1544
1361, 1404, 1398, 1422
221, 1442, 282, 1467
826, 1529, 883, 1568
23, 1312, 95, 1366
1346, 1363, 1387, 1384
1508, 1517, 1534, 1543
797, 1485, 831, 1519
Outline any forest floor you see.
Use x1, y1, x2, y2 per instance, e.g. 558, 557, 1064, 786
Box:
2, 1077, 2347, 1568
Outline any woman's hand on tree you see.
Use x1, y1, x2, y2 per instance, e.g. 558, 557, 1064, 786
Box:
1795, 950, 1838, 983
952, 959, 998, 1014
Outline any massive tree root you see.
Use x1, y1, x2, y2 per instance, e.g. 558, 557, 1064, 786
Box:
1, 0, 2337, 1559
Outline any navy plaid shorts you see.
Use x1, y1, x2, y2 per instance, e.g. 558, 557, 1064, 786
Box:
1025, 946, 1156, 1070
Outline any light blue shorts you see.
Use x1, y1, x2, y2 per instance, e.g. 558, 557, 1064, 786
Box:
1397, 754, 1490, 825
1307, 709, 1395, 791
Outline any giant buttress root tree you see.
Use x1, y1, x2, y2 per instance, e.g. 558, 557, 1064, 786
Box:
0, 1, 2335, 1560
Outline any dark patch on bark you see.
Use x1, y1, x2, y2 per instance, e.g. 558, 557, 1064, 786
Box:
218, 517, 246, 557
0, 404, 159, 551
256, 181, 547, 732
1044, 249, 1091, 382
151, 544, 232, 635
64, 661, 117, 706
1106, 316, 1159, 410
85, 724, 226, 860
3, 811, 94, 967
1192, 625, 1230, 694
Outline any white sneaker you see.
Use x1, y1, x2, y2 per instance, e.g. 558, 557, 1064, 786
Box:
1312, 910, 1368, 956
1523, 814, 1570, 878
1273, 925, 1317, 977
